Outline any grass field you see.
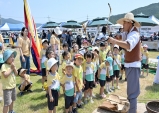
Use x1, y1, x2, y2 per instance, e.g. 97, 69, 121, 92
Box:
0, 50, 159, 113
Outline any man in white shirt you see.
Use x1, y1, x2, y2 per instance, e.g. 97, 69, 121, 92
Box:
108, 13, 141, 113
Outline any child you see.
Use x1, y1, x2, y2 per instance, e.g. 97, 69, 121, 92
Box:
62, 51, 71, 75
61, 62, 76, 113
119, 49, 126, 81
61, 43, 71, 64
99, 42, 106, 64
92, 47, 99, 84
17, 68, 33, 96
40, 39, 49, 90
141, 44, 149, 76
105, 56, 114, 94
98, 57, 110, 98
47, 58, 60, 113
71, 44, 79, 61
83, 51, 95, 104
1, 50, 18, 113
112, 45, 121, 90
73, 54, 84, 113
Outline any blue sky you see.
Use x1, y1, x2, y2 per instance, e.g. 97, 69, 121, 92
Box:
0, 0, 158, 24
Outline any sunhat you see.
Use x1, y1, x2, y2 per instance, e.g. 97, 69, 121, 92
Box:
41, 39, 48, 44
67, 29, 72, 32
92, 47, 99, 51
74, 54, 83, 59
65, 61, 74, 68
47, 58, 58, 70
83, 39, 88, 44
105, 57, 113, 65
114, 44, 119, 49
117, 13, 140, 27
54, 27, 62, 35
143, 44, 148, 48
17, 68, 27, 76
3, 49, 17, 62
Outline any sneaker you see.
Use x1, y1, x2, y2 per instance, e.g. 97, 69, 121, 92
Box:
72, 108, 78, 113
90, 99, 94, 103
27, 90, 33, 93
106, 90, 110, 94
20, 92, 24, 96
117, 86, 120, 90
77, 104, 83, 108
102, 93, 106, 98
8, 110, 15, 113
111, 86, 115, 90
92, 93, 96, 98
109, 88, 113, 92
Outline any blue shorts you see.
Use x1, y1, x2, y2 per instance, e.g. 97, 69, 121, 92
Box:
73, 90, 83, 103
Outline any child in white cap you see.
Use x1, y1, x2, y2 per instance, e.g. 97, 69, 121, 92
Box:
47, 58, 60, 113
60, 62, 76, 113
141, 44, 149, 76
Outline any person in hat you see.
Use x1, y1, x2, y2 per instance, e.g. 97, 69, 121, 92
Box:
98, 57, 110, 98
47, 58, 60, 113
17, 68, 33, 96
71, 44, 79, 62
40, 39, 49, 90
112, 45, 121, 90
18, 27, 32, 75
60, 62, 76, 113
0, 42, 4, 69
50, 27, 61, 55
0, 33, 4, 51
66, 29, 73, 49
141, 44, 149, 76
108, 12, 141, 113
99, 42, 106, 64
1, 50, 18, 113
72, 54, 84, 113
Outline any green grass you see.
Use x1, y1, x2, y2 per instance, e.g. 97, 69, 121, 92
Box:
0, 51, 159, 113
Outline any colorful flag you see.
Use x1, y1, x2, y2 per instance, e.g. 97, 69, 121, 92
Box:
24, 0, 41, 74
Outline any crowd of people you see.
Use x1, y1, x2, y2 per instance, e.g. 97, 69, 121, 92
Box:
0, 13, 157, 113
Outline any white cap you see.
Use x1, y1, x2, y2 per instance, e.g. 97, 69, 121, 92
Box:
92, 47, 99, 51
143, 44, 148, 48
41, 39, 48, 44
54, 27, 62, 35
65, 61, 74, 68
114, 44, 119, 49
47, 58, 58, 70
67, 29, 72, 32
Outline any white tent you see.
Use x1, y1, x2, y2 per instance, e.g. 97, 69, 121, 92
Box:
0, 23, 10, 30
149, 15, 159, 25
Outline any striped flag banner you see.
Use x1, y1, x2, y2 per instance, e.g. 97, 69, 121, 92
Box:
24, 0, 41, 74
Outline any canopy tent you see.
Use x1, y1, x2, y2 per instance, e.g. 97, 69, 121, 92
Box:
149, 15, 159, 25
134, 13, 158, 26
88, 17, 113, 27
62, 20, 82, 28
42, 21, 59, 28
0, 23, 25, 31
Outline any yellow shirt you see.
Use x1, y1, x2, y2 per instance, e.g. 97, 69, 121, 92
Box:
44, 59, 49, 71
17, 36, 31, 56
99, 50, 106, 63
40, 49, 46, 58
20, 74, 30, 83
1, 64, 16, 90
0, 34, 4, 43
105, 46, 110, 55
47, 72, 60, 90
73, 65, 83, 90
50, 34, 60, 45
60, 74, 75, 85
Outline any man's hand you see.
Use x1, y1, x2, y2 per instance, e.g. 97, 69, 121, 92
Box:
22, 56, 25, 62
50, 96, 54, 102
107, 37, 116, 45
